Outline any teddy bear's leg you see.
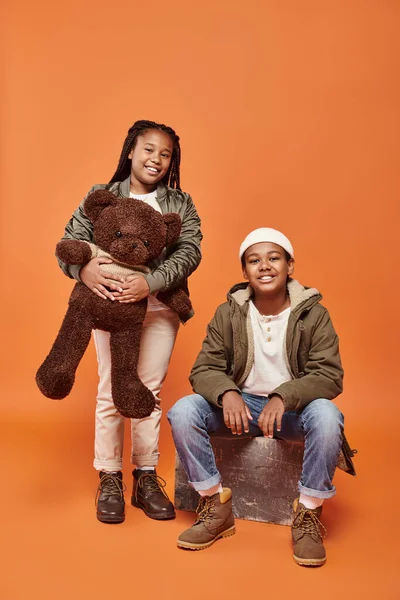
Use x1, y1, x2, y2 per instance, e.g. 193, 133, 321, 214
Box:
36, 303, 93, 399
157, 289, 193, 317
109, 329, 155, 419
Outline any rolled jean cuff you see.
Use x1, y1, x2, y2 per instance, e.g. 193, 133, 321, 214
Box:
131, 452, 160, 468
189, 473, 221, 492
298, 482, 336, 500
93, 458, 123, 472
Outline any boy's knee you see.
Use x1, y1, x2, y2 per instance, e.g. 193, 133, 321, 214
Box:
305, 398, 344, 435
167, 394, 203, 427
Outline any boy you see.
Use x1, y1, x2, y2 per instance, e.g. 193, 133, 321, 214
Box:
168, 228, 356, 566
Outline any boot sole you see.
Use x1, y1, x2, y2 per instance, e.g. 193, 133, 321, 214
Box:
293, 553, 326, 567
131, 497, 176, 520
177, 526, 236, 550
96, 514, 125, 524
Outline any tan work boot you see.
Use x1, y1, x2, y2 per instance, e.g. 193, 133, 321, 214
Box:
292, 498, 327, 567
177, 488, 236, 550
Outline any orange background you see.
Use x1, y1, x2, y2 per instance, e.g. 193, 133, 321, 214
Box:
1, 1, 399, 598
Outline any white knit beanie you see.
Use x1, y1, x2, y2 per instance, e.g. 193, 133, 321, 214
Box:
239, 228, 294, 260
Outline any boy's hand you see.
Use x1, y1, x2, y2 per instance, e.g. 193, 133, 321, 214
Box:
258, 395, 285, 438
80, 257, 124, 301
222, 391, 253, 435
113, 274, 150, 304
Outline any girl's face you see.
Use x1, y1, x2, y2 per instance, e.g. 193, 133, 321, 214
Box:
128, 129, 173, 192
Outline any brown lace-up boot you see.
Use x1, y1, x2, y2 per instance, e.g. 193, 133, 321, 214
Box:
95, 471, 126, 524
292, 498, 327, 566
177, 488, 236, 550
131, 469, 175, 520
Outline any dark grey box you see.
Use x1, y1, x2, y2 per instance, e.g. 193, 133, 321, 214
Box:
174, 436, 304, 526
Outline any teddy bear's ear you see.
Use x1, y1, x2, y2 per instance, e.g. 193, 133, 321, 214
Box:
163, 213, 182, 246
84, 190, 119, 223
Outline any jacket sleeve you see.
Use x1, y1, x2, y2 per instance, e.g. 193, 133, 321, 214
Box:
143, 193, 202, 294
56, 186, 97, 281
189, 307, 240, 408
271, 309, 344, 411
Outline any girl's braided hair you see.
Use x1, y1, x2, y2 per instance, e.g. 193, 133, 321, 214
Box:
109, 120, 181, 190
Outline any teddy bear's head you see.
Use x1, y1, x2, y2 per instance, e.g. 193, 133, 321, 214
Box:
84, 190, 181, 266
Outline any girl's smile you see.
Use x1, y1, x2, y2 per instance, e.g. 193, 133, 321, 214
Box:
145, 165, 161, 174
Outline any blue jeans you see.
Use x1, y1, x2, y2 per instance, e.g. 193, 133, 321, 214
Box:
167, 394, 344, 499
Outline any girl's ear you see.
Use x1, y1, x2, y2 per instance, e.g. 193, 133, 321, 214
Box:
163, 213, 182, 246
288, 258, 295, 277
84, 190, 119, 223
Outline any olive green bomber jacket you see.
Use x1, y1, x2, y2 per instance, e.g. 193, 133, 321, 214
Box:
190, 279, 356, 475
57, 177, 202, 319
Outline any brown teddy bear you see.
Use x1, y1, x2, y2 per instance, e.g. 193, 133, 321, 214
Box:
36, 189, 192, 419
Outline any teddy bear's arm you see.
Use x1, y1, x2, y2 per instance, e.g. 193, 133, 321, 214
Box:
56, 240, 94, 265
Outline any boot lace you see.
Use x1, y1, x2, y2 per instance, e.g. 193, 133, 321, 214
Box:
95, 473, 126, 505
293, 506, 327, 541
195, 496, 215, 524
136, 473, 169, 498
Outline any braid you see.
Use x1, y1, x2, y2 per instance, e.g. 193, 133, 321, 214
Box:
109, 120, 182, 190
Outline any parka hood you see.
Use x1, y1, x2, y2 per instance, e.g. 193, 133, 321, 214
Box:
227, 279, 322, 316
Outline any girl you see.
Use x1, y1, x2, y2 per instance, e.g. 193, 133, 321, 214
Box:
58, 120, 202, 524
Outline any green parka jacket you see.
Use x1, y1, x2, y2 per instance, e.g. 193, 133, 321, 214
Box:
190, 279, 356, 475
57, 177, 202, 321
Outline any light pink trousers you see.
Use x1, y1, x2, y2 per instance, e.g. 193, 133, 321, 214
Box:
92, 308, 180, 472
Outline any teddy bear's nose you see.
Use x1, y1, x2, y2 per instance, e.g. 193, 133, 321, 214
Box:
132, 243, 138, 249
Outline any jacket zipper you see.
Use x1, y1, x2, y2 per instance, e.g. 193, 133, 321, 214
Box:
287, 316, 305, 378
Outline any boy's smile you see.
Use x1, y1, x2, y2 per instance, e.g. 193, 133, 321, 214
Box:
243, 242, 294, 298
259, 274, 275, 283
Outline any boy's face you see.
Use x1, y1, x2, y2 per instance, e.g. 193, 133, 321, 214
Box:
242, 242, 294, 295
129, 129, 173, 189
